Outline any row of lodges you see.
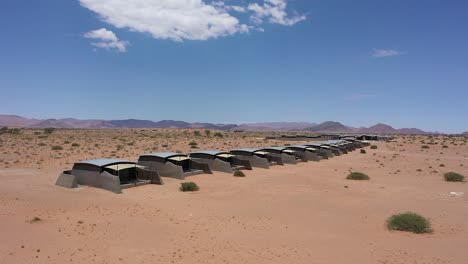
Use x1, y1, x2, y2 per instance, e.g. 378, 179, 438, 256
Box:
56, 139, 370, 194
266, 134, 394, 141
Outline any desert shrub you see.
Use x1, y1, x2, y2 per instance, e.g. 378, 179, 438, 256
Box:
43, 127, 55, 134
180, 182, 199, 192
370, 145, 378, 149
193, 131, 201, 136
360, 149, 366, 154
444, 172, 465, 182
51, 145, 63, 151
29, 217, 42, 223
214, 132, 223, 138
346, 172, 370, 180
188, 141, 198, 146
233, 171, 246, 177
442, 145, 448, 148
421, 145, 430, 149
0, 127, 20, 134
387, 212, 432, 234
71, 143, 80, 147
204, 130, 211, 136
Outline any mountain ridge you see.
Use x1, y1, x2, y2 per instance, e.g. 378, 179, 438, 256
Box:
0, 114, 448, 134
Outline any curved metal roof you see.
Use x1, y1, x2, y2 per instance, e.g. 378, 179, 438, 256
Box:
303, 142, 324, 147
190, 150, 230, 156
259, 146, 287, 151
140, 152, 187, 159
285, 145, 309, 150
75, 159, 135, 168
231, 148, 262, 153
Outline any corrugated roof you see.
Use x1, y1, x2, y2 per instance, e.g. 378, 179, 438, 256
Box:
231, 148, 261, 153
140, 152, 186, 159
75, 159, 135, 167
286, 145, 309, 149
190, 150, 230, 156
304, 142, 324, 147
259, 147, 288, 151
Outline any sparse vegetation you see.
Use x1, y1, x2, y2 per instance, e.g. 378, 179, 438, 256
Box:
43, 127, 55, 134
421, 145, 430, 149
193, 131, 201, 136
233, 170, 246, 177
346, 172, 370, 180
387, 212, 432, 234
214, 132, 223, 138
360, 149, 366, 154
71, 143, 80, 147
370, 145, 378, 149
180, 182, 199, 192
29, 217, 42, 223
444, 172, 465, 182
189, 141, 198, 149
51, 145, 63, 151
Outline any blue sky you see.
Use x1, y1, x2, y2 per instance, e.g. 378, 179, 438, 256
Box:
0, 0, 467, 133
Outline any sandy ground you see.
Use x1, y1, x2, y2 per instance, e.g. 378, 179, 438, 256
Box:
1, 129, 467, 264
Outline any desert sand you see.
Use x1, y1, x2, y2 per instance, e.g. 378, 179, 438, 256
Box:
1, 129, 467, 264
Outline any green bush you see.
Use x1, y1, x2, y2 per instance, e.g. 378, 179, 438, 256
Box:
44, 127, 55, 134
193, 131, 201, 136
444, 172, 465, 182
370, 145, 378, 149
51, 145, 63, 151
233, 171, 246, 177
204, 130, 211, 136
387, 212, 432, 234
29, 216, 42, 223
360, 149, 366, 154
213, 132, 223, 138
346, 172, 370, 180
180, 182, 199, 192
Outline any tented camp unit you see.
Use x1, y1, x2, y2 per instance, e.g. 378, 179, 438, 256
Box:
230, 148, 283, 169
302, 143, 334, 159
189, 150, 252, 173
343, 138, 366, 148
138, 152, 212, 180
321, 141, 348, 154
257, 147, 301, 164
284, 145, 321, 161
313, 141, 342, 156
55, 159, 163, 194
334, 140, 356, 152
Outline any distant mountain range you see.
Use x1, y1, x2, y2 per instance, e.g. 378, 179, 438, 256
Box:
0, 114, 445, 134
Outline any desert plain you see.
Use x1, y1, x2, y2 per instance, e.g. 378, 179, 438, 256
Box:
1, 128, 467, 264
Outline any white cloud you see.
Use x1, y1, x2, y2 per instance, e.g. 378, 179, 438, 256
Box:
372, 49, 403, 58
248, 0, 306, 26
84, 28, 128, 52
80, 0, 248, 42
79, 0, 305, 42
